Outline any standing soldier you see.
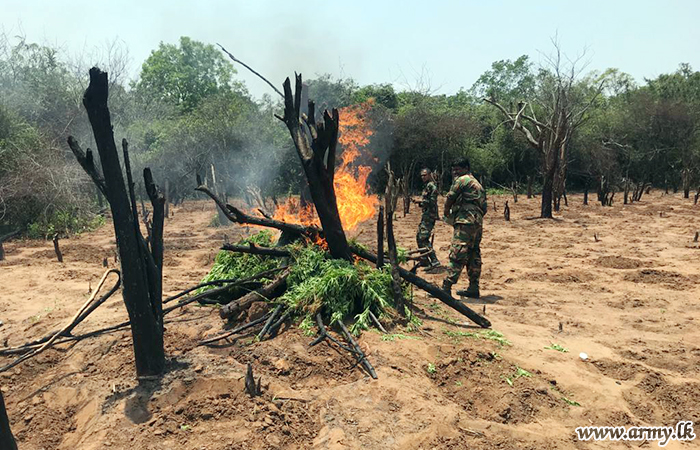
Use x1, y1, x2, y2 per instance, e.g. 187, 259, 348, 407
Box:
413, 168, 443, 272
442, 159, 487, 298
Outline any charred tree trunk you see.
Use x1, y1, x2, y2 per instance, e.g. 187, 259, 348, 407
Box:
164, 179, 170, 218
583, 187, 588, 205
0, 391, 17, 450
96, 183, 105, 209
682, 169, 691, 199
210, 164, 228, 226
541, 171, 555, 218
277, 74, 352, 261
0, 230, 19, 262
52, 234, 63, 262
67, 67, 164, 377
385, 168, 405, 317
376, 206, 384, 269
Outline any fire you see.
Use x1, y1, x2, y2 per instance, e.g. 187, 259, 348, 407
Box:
271, 197, 318, 227
273, 99, 379, 231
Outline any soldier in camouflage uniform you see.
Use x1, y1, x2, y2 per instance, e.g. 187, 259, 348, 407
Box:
442, 159, 487, 298
413, 168, 442, 272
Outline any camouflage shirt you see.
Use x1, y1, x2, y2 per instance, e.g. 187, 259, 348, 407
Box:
419, 181, 439, 221
445, 174, 487, 225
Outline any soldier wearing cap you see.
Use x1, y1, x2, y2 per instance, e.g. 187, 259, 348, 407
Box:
413, 168, 442, 272
442, 159, 487, 298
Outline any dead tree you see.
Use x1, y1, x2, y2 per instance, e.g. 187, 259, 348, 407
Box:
52, 233, 63, 262
682, 168, 692, 199
376, 206, 384, 268
484, 45, 605, 218
0, 391, 17, 450
598, 176, 615, 206
385, 166, 405, 317
67, 67, 165, 377
0, 230, 19, 262
276, 74, 351, 261
399, 160, 417, 216
209, 163, 229, 226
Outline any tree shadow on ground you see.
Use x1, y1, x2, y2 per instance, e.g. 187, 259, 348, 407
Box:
459, 294, 503, 305
103, 358, 189, 424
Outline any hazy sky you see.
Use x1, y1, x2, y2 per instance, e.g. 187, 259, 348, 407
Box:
3, 0, 699, 98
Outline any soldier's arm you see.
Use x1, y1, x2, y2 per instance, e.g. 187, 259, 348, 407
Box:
444, 180, 461, 215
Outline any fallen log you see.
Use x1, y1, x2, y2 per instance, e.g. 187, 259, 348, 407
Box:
196, 185, 318, 238
162, 266, 286, 304
1, 270, 264, 356
349, 245, 491, 328
219, 268, 291, 319
0, 269, 120, 373
210, 243, 490, 328
221, 243, 292, 258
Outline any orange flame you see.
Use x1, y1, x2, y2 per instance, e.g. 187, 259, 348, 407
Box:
273, 100, 378, 231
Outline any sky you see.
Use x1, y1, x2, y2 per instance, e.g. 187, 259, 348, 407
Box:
3, 0, 699, 99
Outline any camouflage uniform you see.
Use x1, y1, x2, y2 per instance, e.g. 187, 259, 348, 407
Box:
443, 174, 487, 291
416, 180, 439, 266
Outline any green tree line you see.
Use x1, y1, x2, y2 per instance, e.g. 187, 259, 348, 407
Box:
1, 35, 698, 234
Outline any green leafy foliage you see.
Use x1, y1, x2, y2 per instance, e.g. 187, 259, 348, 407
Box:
544, 343, 569, 353
381, 333, 422, 342
197, 231, 414, 334
196, 230, 280, 297
444, 329, 511, 347
26, 211, 105, 239
136, 36, 237, 112
502, 365, 532, 387
561, 397, 581, 407
281, 243, 414, 334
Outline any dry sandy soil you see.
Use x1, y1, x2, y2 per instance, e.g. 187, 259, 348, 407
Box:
1, 191, 699, 449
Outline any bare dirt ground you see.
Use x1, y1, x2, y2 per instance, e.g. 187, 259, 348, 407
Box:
1, 191, 699, 449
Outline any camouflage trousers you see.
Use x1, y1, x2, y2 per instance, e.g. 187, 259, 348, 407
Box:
445, 223, 482, 286
416, 217, 439, 265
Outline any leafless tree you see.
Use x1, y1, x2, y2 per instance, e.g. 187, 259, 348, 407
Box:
484, 41, 605, 218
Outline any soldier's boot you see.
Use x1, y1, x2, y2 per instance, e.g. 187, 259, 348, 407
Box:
441, 279, 453, 296
425, 254, 445, 274
457, 279, 480, 299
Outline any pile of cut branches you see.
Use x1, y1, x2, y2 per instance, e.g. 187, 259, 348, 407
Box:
199, 231, 416, 335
